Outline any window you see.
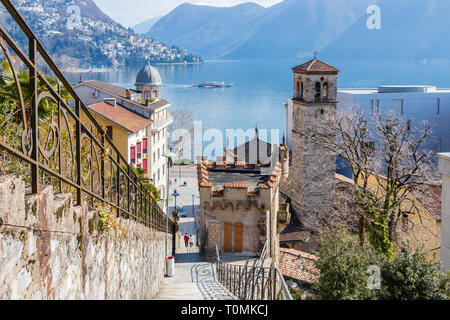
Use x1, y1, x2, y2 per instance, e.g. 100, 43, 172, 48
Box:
143, 137, 147, 154
157, 169, 160, 182
322, 82, 329, 100
370, 99, 374, 115
130, 145, 136, 164
158, 131, 160, 141
153, 174, 155, 183
315, 82, 321, 101
163, 164, 165, 175
437, 98, 441, 114
153, 135, 156, 144
143, 158, 147, 170
300, 82, 304, 99
106, 126, 113, 140
137, 162, 141, 169
137, 141, 142, 159
158, 148, 160, 160
376, 99, 380, 113
153, 152, 156, 164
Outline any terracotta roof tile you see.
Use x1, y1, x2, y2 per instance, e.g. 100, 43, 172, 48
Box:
88, 102, 151, 133
293, 58, 339, 74
224, 183, 248, 189
279, 248, 319, 283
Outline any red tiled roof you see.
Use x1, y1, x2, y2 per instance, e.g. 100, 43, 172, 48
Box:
88, 102, 151, 133
279, 248, 319, 284
293, 58, 339, 74
224, 183, 248, 189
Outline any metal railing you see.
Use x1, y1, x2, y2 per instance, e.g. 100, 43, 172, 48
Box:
0, 0, 173, 233
215, 243, 292, 300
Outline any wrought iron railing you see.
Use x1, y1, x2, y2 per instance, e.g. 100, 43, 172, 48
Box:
0, 0, 173, 233
215, 244, 292, 300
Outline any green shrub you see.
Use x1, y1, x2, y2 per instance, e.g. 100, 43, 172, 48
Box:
314, 227, 449, 300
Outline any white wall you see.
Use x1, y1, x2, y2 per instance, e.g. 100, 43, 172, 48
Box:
438, 153, 450, 271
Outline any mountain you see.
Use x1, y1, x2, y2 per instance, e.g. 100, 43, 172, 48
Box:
227, 0, 377, 59
148, 2, 268, 58
133, 16, 162, 34
321, 0, 450, 61
148, 0, 376, 59
0, 0, 201, 69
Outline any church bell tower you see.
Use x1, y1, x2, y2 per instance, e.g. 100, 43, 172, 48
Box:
290, 57, 339, 228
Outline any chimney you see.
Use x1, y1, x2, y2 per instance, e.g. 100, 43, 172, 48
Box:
79, 75, 83, 83
104, 98, 117, 108
145, 99, 150, 107
126, 89, 132, 99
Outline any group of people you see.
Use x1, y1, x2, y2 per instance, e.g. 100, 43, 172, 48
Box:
184, 233, 195, 252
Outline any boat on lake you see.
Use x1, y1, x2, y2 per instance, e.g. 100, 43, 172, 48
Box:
192, 81, 233, 88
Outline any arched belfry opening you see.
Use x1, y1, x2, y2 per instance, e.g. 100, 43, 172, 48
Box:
315, 82, 321, 101
322, 82, 329, 100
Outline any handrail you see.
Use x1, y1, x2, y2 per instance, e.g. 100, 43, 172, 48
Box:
0, 0, 173, 233
215, 243, 292, 300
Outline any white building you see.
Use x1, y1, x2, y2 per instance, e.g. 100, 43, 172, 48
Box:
73, 64, 173, 201
284, 85, 450, 152
338, 85, 450, 152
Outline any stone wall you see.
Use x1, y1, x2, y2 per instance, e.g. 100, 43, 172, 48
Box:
0, 174, 171, 300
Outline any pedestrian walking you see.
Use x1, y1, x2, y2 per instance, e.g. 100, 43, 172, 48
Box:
189, 234, 195, 250
184, 233, 189, 251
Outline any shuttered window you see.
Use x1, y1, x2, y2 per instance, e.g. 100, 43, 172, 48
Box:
137, 141, 142, 159
143, 158, 148, 170
130, 145, 136, 163
143, 137, 147, 154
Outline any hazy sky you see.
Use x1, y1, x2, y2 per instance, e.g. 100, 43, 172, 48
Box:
93, 0, 283, 27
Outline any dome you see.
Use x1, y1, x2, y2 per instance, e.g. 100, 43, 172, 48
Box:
135, 62, 162, 86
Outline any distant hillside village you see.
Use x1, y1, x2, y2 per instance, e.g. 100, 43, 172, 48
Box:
0, 0, 202, 70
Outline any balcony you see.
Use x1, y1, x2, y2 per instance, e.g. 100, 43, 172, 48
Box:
152, 112, 173, 133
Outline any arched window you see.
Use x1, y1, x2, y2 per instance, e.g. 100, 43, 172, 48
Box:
315, 82, 321, 101
322, 82, 329, 100
296, 81, 301, 98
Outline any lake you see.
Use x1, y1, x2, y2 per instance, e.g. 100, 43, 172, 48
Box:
64, 59, 450, 151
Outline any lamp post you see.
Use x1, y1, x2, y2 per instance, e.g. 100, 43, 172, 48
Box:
163, 152, 177, 259
172, 190, 180, 217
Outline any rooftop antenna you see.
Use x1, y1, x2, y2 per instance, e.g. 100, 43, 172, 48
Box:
282, 133, 286, 145
255, 123, 259, 139
314, 50, 318, 58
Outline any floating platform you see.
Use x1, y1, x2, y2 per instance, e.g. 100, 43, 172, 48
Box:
192, 82, 233, 88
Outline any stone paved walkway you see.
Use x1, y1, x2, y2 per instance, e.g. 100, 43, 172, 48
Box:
151, 250, 236, 300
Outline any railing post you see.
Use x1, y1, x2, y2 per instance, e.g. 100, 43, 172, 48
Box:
75, 98, 82, 205
116, 153, 120, 217
29, 38, 39, 195
57, 82, 62, 194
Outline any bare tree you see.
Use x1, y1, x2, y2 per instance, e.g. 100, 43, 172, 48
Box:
168, 109, 194, 162
313, 108, 437, 258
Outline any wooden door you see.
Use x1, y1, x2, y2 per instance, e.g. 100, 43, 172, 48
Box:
224, 222, 233, 252
234, 223, 243, 253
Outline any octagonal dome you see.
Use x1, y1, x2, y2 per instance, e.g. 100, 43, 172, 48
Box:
135, 61, 162, 86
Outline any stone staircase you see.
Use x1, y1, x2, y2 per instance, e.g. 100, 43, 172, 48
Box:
151, 250, 236, 300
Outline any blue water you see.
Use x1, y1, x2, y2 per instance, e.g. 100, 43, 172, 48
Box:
64, 59, 450, 146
